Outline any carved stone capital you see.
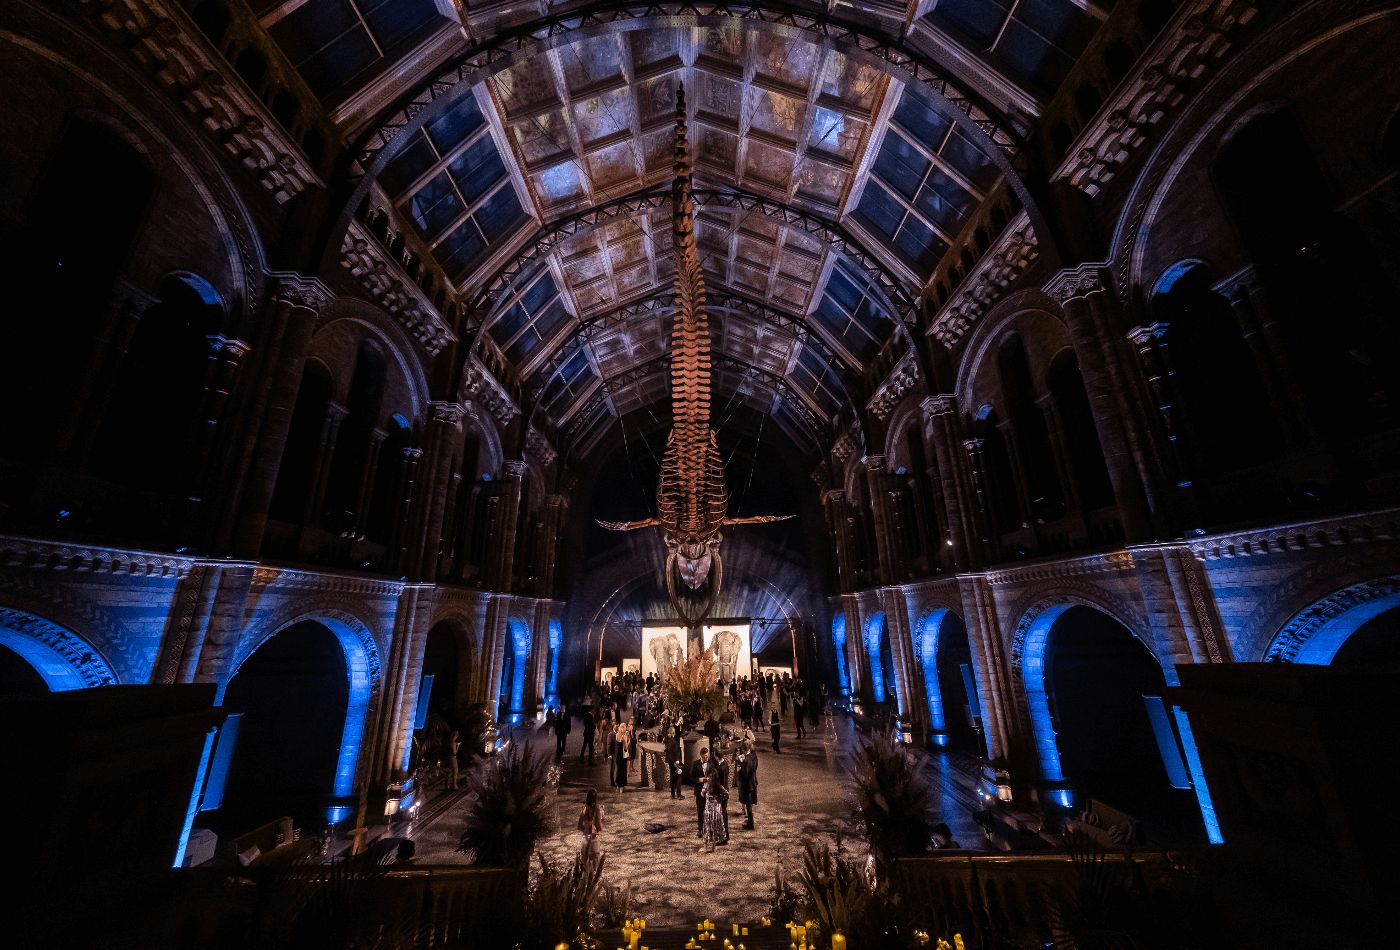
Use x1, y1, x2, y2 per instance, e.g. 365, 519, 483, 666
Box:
1045, 264, 1110, 305
1127, 322, 1171, 350
962, 438, 985, 453
206, 334, 252, 359
921, 394, 958, 417
862, 454, 887, 474
402, 446, 425, 460
503, 459, 528, 481
429, 400, 468, 425
270, 272, 334, 312
821, 489, 846, 506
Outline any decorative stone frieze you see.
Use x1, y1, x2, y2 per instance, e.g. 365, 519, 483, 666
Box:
0, 533, 194, 577
461, 356, 520, 427
988, 549, 1137, 587
866, 354, 920, 421
340, 221, 455, 355
1188, 507, 1400, 561
1045, 263, 1111, 305
1053, 0, 1261, 197
270, 272, 334, 312
929, 214, 1040, 346
249, 565, 404, 597
78, 0, 323, 203
526, 427, 558, 468
832, 425, 861, 464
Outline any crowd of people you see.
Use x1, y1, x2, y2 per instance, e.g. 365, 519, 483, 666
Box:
545, 668, 828, 853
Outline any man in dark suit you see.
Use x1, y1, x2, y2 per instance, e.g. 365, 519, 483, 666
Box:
689, 746, 713, 836
554, 703, 572, 762
665, 729, 684, 799
736, 744, 758, 830
579, 707, 596, 766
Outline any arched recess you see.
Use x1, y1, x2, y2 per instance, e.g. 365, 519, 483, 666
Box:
500, 616, 532, 724
914, 609, 977, 753
221, 611, 381, 826
1264, 576, 1400, 667
417, 616, 477, 769
1014, 600, 1199, 837
830, 613, 851, 698
0, 606, 118, 692
546, 618, 563, 709
863, 611, 897, 707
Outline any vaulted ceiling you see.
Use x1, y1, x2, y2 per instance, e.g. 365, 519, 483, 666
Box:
259, 0, 1113, 460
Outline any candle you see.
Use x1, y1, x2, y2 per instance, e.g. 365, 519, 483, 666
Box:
733, 923, 740, 935
742, 928, 749, 936
831, 934, 847, 950
954, 936, 966, 950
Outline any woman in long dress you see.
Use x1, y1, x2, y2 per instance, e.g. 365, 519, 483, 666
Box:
701, 771, 728, 852
613, 723, 630, 791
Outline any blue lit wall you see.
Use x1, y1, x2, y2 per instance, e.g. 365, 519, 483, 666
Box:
1019, 604, 1073, 792
863, 612, 888, 703
830, 613, 850, 696
915, 609, 950, 743
546, 618, 562, 708
505, 617, 531, 724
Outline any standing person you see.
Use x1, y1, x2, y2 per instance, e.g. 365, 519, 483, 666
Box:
665, 728, 684, 799
793, 693, 807, 739
770, 708, 782, 754
701, 770, 728, 851
448, 730, 462, 790
736, 743, 758, 830
703, 712, 720, 757
577, 788, 603, 861
613, 723, 630, 792
554, 705, 571, 763
780, 681, 790, 718
580, 707, 596, 766
689, 746, 713, 837
626, 721, 638, 778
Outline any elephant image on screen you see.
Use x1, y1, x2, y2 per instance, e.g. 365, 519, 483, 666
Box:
642, 625, 687, 681
702, 623, 751, 686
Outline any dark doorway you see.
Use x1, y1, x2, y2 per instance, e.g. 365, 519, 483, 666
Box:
216, 621, 348, 834
934, 615, 980, 756
1046, 607, 1200, 840
1330, 605, 1400, 673
0, 643, 50, 696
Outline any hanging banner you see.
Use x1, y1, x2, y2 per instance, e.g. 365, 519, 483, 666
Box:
641, 624, 687, 681
703, 622, 752, 685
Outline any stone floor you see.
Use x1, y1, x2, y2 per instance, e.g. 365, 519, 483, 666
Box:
408, 712, 985, 926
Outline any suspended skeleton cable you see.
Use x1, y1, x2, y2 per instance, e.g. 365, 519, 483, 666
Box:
597, 84, 793, 631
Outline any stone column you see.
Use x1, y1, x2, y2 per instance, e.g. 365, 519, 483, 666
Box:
956, 575, 1014, 764
840, 595, 866, 699
388, 446, 423, 566
922, 395, 979, 569
303, 402, 349, 530
61, 279, 158, 468
821, 489, 854, 592
183, 335, 252, 517
153, 560, 256, 687
1036, 392, 1081, 515
1217, 266, 1318, 451
539, 494, 569, 593
350, 428, 389, 539
222, 275, 332, 555
863, 455, 902, 585
487, 461, 527, 591
1127, 322, 1204, 520
1131, 544, 1231, 676
962, 437, 995, 547
402, 402, 467, 580
1045, 265, 1154, 540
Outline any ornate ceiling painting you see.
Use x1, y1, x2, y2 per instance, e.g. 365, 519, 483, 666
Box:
267, 1, 1109, 462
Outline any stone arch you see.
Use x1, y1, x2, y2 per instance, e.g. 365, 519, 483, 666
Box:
912, 608, 954, 741
830, 612, 850, 697
501, 616, 532, 723
953, 290, 1068, 414
863, 611, 896, 706
546, 617, 564, 708
313, 300, 430, 422
0, 606, 118, 690
1009, 593, 1155, 798
227, 606, 383, 814
882, 395, 928, 471
1264, 575, 1400, 665
0, 571, 151, 683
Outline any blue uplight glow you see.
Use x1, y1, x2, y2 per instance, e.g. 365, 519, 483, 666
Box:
830, 614, 850, 695
1172, 705, 1224, 844
173, 727, 219, 868
864, 612, 887, 703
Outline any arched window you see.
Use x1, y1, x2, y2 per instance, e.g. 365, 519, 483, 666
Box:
1214, 109, 1400, 435
1152, 264, 1282, 474
270, 361, 333, 524
997, 333, 1063, 521
322, 341, 386, 534
92, 273, 223, 494
1048, 349, 1115, 509
0, 118, 154, 460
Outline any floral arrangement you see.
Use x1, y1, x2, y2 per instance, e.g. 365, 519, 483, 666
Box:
661, 645, 725, 724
